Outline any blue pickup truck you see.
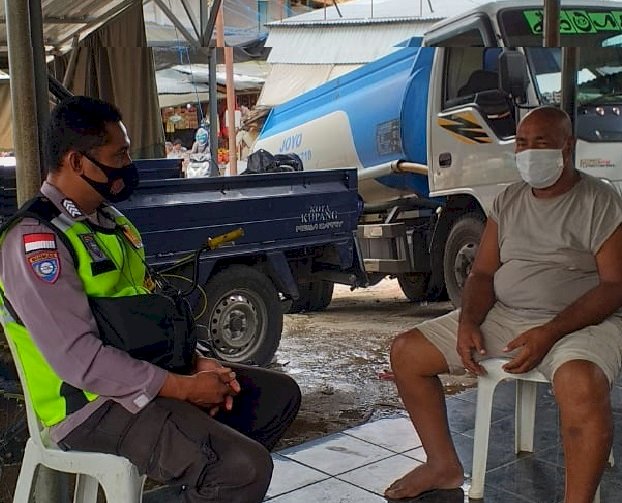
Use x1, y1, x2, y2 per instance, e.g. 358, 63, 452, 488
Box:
0, 159, 366, 366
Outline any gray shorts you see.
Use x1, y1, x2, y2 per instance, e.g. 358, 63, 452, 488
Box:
417, 303, 622, 385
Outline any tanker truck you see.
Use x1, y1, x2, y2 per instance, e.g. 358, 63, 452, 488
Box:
255, 0, 622, 308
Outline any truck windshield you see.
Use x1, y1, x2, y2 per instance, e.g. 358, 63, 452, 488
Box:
526, 47, 622, 142
499, 7, 622, 47
526, 47, 622, 106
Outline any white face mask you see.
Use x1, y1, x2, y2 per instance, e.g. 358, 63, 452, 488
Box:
515, 149, 564, 189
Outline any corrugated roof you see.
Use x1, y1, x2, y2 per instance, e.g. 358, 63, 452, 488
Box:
0, 0, 136, 53
268, 0, 490, 25
266, 23, 427, 64
266, 16, 444, 27
258, 63, 360, 106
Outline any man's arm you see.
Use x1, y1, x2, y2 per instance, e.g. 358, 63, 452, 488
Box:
503, 224, 622, 373
456, 218, 501, 374
459, 218, 501, 325
547, 224, 622, 334
1, 220, 168, 413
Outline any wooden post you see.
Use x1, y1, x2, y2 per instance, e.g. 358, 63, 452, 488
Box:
217, 6, 237, 175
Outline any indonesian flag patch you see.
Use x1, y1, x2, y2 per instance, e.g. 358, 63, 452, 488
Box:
23, 233, 57, 254
23, 234, 60, 284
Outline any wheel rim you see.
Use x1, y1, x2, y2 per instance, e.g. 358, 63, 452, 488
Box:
453, 241, 478, 289
209, 289, 268, 361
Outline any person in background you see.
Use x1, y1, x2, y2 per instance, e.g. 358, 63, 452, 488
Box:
190, 127, 210, 155
168, 139, 186, 159
236, 122, 259, 162
164, 140, 173, 158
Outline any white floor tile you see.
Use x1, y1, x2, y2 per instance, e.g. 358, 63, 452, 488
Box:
345, 416, 421, 453
403, 446, 427, 462
281, 433, 394, 475
338, 454, 422, 495
267, 454, 330, 498
268, 478, 385, 502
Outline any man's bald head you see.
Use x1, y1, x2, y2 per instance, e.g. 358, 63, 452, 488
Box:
515, 106, 575, 154
521, 106, 572, 139
514, 106, 577, 191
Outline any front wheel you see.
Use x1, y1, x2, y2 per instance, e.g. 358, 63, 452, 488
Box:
443, 216, 484, 308
199, 265, 282, 366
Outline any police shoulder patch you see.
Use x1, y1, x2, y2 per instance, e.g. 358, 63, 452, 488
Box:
27, 250, 61, 284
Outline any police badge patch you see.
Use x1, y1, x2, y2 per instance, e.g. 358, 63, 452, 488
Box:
27, 250, 61, 284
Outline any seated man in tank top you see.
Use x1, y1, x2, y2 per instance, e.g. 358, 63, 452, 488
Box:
386, 106, 622, 503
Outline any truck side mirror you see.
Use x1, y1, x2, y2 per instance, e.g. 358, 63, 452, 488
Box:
499, 50, 529, 104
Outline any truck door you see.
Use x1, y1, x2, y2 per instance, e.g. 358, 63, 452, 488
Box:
428, 43, 521, 213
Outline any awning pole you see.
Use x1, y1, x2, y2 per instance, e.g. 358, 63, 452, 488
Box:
5, 0, 42, 206
543, 0, 561, 47
29, 0, 50, 174
208, 51, 219, 176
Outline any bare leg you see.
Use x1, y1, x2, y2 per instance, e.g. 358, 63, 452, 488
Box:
385, 329, 464, 499
553, 360, 612, 503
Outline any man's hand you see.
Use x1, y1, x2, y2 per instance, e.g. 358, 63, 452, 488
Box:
502, 325, 560, 374
193, 357, 241, 415
159, 364, 241, 413
195, 357, 241, 393
456, 322, 487, 375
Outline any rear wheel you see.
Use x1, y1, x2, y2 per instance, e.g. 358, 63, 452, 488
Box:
307, 280, 334, 311
200, 266, 282, 366
443, 216, 485, 308
286, 280, 334, 313
397, 273, 430, 302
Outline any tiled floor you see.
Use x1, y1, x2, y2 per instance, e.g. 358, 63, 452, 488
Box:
263, 380, 622, 502
145, 379, 622, 502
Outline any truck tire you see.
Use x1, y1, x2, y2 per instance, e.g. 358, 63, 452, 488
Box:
200, 265, 282, 367
397, 273, 430, 302
286, 280, 334, 313
443, 216, 484, 308
307, 280, 334, 311
286, 283, 312, 314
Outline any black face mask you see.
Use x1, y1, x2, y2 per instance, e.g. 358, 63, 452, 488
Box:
80, 152, 139, 203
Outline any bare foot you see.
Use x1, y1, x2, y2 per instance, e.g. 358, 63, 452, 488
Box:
384, 462, 464, 500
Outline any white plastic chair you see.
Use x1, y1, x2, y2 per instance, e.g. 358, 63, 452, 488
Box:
469, 357, 613, 502
6, 337, 144, 503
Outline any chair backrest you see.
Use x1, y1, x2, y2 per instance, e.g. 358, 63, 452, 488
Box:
4, 335, 47, 449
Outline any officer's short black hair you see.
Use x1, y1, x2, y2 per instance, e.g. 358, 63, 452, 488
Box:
44, 96, 123, 173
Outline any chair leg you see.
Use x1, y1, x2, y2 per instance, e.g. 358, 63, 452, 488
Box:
99, 466, 144, 503
515, 380, 538, 454
608, 448, 615, 467
469, 376, 501, 500
73, 474, 99, 503
593, 483, 600, 503
13, 441, 38, 503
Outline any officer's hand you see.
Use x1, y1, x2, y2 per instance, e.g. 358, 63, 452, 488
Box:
183, 371, 233, 408
456, 321, 486, 375
195, 358, 241, 395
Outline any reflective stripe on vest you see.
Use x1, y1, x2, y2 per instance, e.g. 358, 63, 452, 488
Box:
0, 208, 148, 427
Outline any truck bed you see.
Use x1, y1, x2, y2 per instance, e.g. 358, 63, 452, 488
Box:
0, 163, 361, 268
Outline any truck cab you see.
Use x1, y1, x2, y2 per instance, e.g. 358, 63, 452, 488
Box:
423, 1, 622, 303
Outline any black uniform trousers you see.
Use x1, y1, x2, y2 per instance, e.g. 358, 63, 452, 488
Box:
59, 364, 301, 503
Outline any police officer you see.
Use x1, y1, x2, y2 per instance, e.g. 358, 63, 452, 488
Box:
0, 96, 300, 502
